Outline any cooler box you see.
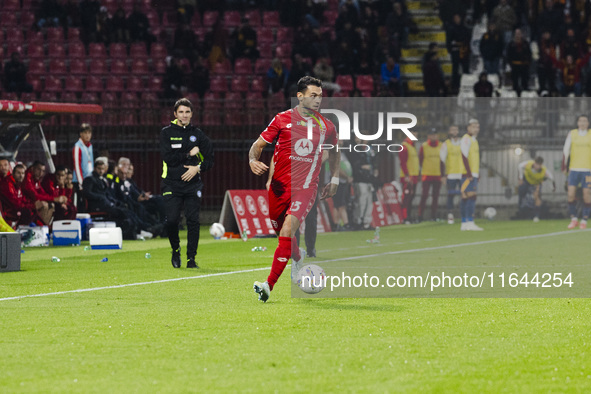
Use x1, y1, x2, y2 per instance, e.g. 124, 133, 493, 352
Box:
89, 227, 122, 249
76, 213, 92, 241
18, 226, 49, 247
0, 232, 21, 272
53, 220, 82, 246
91, 221, 116, 228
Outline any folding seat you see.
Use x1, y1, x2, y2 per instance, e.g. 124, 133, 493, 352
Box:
141, 91, 159, 106
245, 92, 265, 125
257, 28, 273, 44
146, 10, 159, 27
21, 12, 36, 29
202, 111, 222, 126
109, 43, 127, 58
49, 59, 67, 75
231, 76, 249, 93
0, 13, 18, 26
254, 58, 271, 75
88, 59, 107, 75
20, 93, 36, 102
323, 10, 338, 26
131, 58, 149, 75
331, 91, 350, 98
202, 11, 219, 27
81, 92, 99, 103
335, 75, 354, 93
209, 76, 228, 93
262, 11, 280, 27
244, 10, 261, 26
61, 91, 78, 102
88, 43, 107, 59
120, 91, 139, 108
211, 60, 232, 75
267, 91, 286, 111
27, 31, 44, 45
67, 28, 81, 41
101, 91, 118, 108
150, 43, 167, 58
130, 42, 148, 59
47, 42, 66, 58
110, 59, 128, 75
3, 0, 21, 10
27, 43, 44, 58
126, 76, 143, 92
102, 0, 117, 13
194, 27, 207, 41
5, 28, 24, 43
69, 58, 87, 75
276, 27, 293, 43
28, 59, 46, 76
152, 58, 167, 74
250, 76, 265, 92
233, 58, 251, 75
147, 76, 163, 92
105, 76, 124, 92
202, 92, 220, 108
68, 40, 86, 58
355, 75, 374, 93
6, 43, 23, 57
223, 11, 241, 28
39, 92, 58, 102
44, 76, 63, 92
85, 75, 104, 92
46, 27, 64, 42
274, 43, 292, 59
28, 76, 42, 92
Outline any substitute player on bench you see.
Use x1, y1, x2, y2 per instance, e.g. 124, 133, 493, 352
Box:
248, 76, 340, 302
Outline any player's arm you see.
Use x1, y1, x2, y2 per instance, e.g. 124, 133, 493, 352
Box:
562, 132, 571, 173
320, 148, 340, 200
460, 137, 472, 178
439, 142, 447, 180
249, 137, 270, 176
399, 147, 409, 181
266, 158, 275, 191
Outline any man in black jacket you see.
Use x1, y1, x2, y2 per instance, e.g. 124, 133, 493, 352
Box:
160, 98, 214, 268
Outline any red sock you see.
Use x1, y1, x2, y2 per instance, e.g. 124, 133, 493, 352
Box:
267, 236, 292, 290
291, 236, 301, 261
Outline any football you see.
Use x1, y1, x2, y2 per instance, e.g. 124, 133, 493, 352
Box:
209, 223, 225, 239
296, 264, 326, 294
484, 207, 497, 220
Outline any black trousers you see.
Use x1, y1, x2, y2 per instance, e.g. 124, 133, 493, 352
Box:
162, 183, 201, 260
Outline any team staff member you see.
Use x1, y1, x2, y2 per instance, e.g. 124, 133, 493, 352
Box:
439, 125, 464, 224
399, 135, 419, 223
160, 98, 214, 269
72, 123, 94, 207
460, 119, 483, 231
518, 156, 556, 222
418, 128, 443, 221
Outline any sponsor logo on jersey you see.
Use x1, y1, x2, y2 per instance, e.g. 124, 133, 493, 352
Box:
294, 138, 314, 156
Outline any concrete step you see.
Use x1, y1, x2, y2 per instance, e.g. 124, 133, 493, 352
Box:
408, 31, 446, 44
402, 47, 449, 59
401, 62, 451, 76
413, 15, 444, 26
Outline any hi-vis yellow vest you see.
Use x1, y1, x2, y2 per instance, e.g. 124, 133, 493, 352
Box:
445, 139, 464, 175
462, 134, 479, 175
569, 129, 591, 169
400, 141, 419, 177
524, 161, 546, 185
422, 142, 441, 176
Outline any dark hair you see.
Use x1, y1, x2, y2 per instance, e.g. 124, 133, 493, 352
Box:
14, 164, 26, 171
428, 42, 437, 50
174, 98, 194, 112
577, 114, 588, 121
80, 123, 92, 132
32, 160, 45, 168
534, 156, 544, 165
297, 76, 322, 94
55, 165, 67, 173
94, 159, 106, 167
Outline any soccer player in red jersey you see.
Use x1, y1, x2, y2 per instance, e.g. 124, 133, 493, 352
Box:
248, 76, 341, 302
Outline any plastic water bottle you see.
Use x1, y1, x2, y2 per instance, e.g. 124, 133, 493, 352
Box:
84, 246, 91, 251
241, 230, 248, 242
145, 253, 151, 259
51, 256, 60, 262
101, 257, 108, 262
251, 246, 267, 252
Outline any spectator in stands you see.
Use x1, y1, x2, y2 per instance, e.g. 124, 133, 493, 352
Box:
4, 53, 33, 94
336, 21, 361, 54
177, 0, 197, 23
230, 18, 259, 61
267, 58, 290, 94
438, 0, 465, 29
380, 55, 403, 96
492, 0, 517, 46
537, 0, 562, 41
560, 28, 582, 60
42, 165, 77, 220
386, 2, 413, 49
173, 22, 198, 61
111, 7, 129, 43
127, 1, 155, 45
446, 14, 471, 94
0, 164, 36, 227
164, 54, 189, 99
24, 161, 65, 224
506, 28, 532, 96
80, 0, 100, 44
537, 45, 558, 95
288, 54, 313, 95
332, 41, 356, 75
423, 51, 446, 96
191, 56, 210, 98
474, 71, 494, 97
96, 6, 113, 45
557, 55, 582, 96
63, 0, 81, 28
72, 123, 94, 207
0, 158, 11, 181
36, 0, 64, 28
479, 22, 504, 76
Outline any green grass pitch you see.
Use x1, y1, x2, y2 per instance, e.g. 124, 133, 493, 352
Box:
1, 220, 590, 392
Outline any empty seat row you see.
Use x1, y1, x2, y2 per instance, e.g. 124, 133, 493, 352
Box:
26, 58, 166, 76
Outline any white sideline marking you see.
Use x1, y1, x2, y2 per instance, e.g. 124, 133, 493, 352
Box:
0, 229, 585, 302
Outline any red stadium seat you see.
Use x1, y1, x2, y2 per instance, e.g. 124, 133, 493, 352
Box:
101, 91, 118, 107
141, 92, 159, 106
233, 58, 252, 75
68, 40, 86, 58
110, 59, 128, 75
20, 12, 36, 29
81, 92, 99, 103
130, 42, 148, 58
120, 91, 139, 108
47, 43, 66, 58
331, 91, 350, 98
262, 11, 280, 27
39, 92, 58, 102
28, 76, 42, 92
3, 0, 21, 10
106, 76, 124, 91
202, 92, 220, 107
2, 92, 19, 101
276, 27, 293, 43
323, 10, 338, 26
255, 58, 271, 75
28, 59, 46, 76
211, 60, 232, 75
231, 76, 249, 93
152, 59, 167, 74
246, 92, 264, 107
126, 76, 143, 92
44, 76, 63, 92
335, 75, 354, 92
202, 11, 219, 27
109, 43, 127, 58
5, 28, 24, 43
85, 75, 104, 92
209, 76, 228, 93
46, 27, 64, 42
88, 43, 107, 59
27, 31, 44, 44
1, 13, 18, 26
88, 59, 107, 75
65, 76, 84, 92
20, 93, 35, 103
102, 0, 118, 13
275, 43, 292, 59
148, 76, 163, 91
355, 75, 374, 92
250, 76, 265, 92
131, 59, 149, 75
69, 58, 87, 74
49, 59, 67, 75
223, 11, 241, 28
26, 43, 44, 58
150, 43, 167, 58
6, 43, 23, 57
257, 42, 273, 59
267, 91, 286, 111
67, 28, 81, 41
257, 28, 273, 44
146, 10, 159, 27
244, 10, 261, 26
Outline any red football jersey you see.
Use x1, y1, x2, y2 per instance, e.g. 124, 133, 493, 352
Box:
261, 108, 337, 191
